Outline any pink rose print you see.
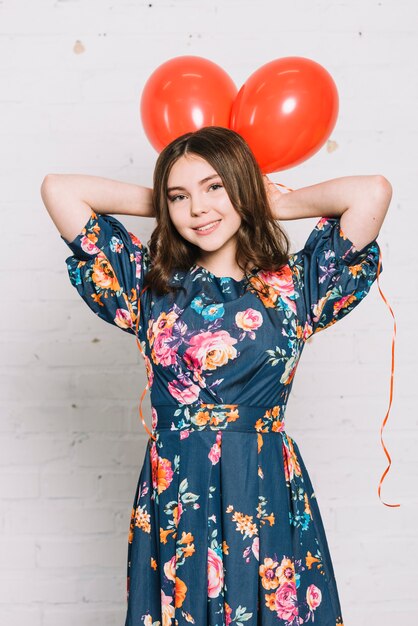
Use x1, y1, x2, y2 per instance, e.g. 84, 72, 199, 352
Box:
208, 431, 222, 464
275, 581, 299, 622
183, 330, 237, 372
333, 293, 356, 315
114, 308, 133, 329
235, 308, 263, 332
163, 555, 177, 582
151, 407, 158, 431
302, 320, 313, 341
80, 235, 101, 255
251, 536, 259, 561
153, 328, 177, 367
306, 584, 322, 611
160, 589, 175, 623
207, 547, 224, 598
168, 379, 201, 404
258, 266, 297, 314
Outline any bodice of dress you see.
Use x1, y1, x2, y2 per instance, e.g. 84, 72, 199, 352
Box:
61, 208, 382, 437
145, 263, 302, 417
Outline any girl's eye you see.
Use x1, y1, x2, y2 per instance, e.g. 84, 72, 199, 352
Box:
168, 194, 185, 203
209, 183, 222, 191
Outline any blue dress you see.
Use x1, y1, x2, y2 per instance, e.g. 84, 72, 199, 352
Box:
61, 209, 382, 626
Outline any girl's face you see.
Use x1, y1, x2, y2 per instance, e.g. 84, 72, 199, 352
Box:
166, 154, 242, 261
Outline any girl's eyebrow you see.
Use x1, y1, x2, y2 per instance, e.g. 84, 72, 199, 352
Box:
167, 174, 219, 193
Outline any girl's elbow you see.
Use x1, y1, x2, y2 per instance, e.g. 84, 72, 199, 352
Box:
375, 175, 393, 199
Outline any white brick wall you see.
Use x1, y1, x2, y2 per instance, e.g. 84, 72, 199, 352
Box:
1, 0, 416, 624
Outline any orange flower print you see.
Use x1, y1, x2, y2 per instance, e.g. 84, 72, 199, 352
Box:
172, 500, 183, 527
160, 527, 175, 545
348, 262, 363, 278
282, 437, 302, 482
92, 253, 121, 291
276, 557, 296, 585
265, 591, 277, 610
231, 510, 258, 538
253, 266, 297, 314
181, 542, 195, 559
259, 557, 280, 589
224, 600, 233, 626
151, 453, 174, 494
149, 310, 179, 340
333, 293, 356, 315
306, 551, 321, 570
134, 504, 151, 533
195, 410, 211, 426
178, 531, 195, 559
174, 576, 187, 608
312, 293, 331, 323
128, 507, 135, 544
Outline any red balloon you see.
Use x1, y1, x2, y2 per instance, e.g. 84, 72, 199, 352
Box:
141, 56, 237, 152
230, 57, 339, 173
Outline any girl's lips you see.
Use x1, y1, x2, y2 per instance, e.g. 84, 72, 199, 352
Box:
193, 219, 221, 235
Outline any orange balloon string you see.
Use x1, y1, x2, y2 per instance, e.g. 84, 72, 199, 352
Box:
273, 181, 295, 193
273, 181, 399, 507
135, 285, 157, 441
375, 247, 400, 507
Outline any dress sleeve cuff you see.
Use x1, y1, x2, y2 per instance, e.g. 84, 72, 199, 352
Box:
60, 209, 113, 261
314, 216, 379, 266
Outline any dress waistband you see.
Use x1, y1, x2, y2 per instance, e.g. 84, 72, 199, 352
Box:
152, 403, 286, 435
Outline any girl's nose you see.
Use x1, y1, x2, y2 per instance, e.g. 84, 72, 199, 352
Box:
190, 196, 209, 217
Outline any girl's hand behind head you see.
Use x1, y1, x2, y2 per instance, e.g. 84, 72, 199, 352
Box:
263, 174, 283, 209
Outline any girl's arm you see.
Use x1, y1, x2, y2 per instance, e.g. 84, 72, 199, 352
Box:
265, 174, 392, 252
40, 173, 155, 243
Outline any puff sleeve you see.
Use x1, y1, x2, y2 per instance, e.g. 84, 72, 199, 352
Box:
61, 208, 151, 340
289, 216, 382, 340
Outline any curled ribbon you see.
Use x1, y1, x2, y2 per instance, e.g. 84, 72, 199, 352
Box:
271, 180, 399, 507
375, 248, 400, 507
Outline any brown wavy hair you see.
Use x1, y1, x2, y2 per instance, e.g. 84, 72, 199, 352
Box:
144, 126, 291, 297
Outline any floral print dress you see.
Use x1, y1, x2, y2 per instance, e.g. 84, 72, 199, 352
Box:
61, 209, 382, 626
